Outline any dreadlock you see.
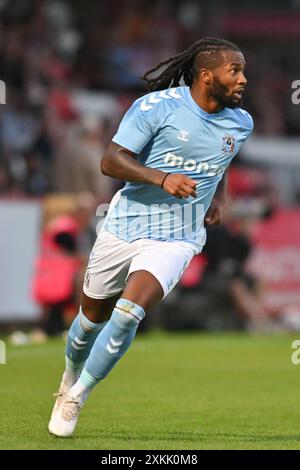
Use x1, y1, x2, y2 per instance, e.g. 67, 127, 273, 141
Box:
140, 37, 241, 92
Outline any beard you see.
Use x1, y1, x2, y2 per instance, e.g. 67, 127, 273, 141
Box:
210, 77, 242, 109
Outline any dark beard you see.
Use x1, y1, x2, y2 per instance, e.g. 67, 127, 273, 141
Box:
210, 77, 242, 109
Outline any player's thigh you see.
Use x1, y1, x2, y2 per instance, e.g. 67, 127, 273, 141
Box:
122, 240, 198, 312
81, 291, 121, 323
122, 270, 164, 311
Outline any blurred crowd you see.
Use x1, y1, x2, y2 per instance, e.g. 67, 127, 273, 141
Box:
1, 0, 300, 198
1, 0, 300, 337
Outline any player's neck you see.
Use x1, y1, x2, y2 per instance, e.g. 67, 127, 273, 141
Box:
190, 86, 223, 114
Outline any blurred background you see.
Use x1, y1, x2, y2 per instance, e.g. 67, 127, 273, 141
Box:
1, 0, 300, 342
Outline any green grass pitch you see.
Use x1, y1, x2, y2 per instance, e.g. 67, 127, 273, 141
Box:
1, 331, 300, 450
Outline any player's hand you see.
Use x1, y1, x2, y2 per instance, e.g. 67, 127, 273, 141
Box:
162, 174, 197, 199
205, 198, 225, 226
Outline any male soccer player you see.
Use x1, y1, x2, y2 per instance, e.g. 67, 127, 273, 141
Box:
49, 37, 253, 437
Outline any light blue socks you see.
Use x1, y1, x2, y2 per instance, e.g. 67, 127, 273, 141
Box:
63, 308, 107, 387
69, 298, 145, 399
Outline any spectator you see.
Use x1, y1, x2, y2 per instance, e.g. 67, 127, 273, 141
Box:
55, 115, 113, 202
202, 203, 280, 332
32, 214, 81, 336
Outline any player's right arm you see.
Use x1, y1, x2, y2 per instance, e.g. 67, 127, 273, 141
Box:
101, 142, 197, 199
101, 97, 196, 198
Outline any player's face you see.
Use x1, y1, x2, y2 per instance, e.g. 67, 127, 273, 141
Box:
210, 51, 247, 109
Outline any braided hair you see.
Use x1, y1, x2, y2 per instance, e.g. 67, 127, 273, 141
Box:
141, 37, 241, 92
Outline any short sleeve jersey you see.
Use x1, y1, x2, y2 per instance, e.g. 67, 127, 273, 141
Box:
103, 86, 253, 250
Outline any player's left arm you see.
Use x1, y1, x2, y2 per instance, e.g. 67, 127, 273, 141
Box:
205, 111, 254, 226
205, 169, 228, 226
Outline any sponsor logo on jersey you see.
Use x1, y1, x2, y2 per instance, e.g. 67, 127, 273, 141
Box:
164, 152, 225, 176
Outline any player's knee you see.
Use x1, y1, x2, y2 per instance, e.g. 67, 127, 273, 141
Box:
112, 298, 145, 330
81, 308, 97, 323
80, 303, 106, 324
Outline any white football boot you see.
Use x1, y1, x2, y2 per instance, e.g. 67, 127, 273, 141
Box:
49, 382, 70, 421
48, 392, 83, 437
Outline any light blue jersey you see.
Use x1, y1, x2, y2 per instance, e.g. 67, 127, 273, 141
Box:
104, 86, 253, 250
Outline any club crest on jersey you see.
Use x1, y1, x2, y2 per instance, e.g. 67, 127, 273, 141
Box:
222, 135, 235, 154
177, 129, 189, 142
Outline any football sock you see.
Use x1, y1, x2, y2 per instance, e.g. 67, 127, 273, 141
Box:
69, 298, 145, 402
63, 307, 107, 387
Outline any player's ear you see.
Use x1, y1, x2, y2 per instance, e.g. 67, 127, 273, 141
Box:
199, 68, 212, 85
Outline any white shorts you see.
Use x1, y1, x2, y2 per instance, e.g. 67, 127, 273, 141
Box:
83, 229, 199, 300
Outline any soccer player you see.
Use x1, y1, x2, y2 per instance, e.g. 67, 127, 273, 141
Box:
48, 37, 253, 437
